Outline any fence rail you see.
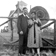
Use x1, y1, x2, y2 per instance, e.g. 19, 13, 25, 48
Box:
0, 16, 55, 44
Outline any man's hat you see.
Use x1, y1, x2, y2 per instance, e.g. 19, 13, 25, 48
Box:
23, 7, 27, 10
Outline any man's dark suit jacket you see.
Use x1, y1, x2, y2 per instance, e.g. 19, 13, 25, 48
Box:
17, 14, 29, 34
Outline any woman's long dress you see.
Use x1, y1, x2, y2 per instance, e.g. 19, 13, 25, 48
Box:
27, 19, 42, 48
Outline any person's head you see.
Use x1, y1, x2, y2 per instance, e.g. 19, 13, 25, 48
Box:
23, 7, 28, 15
30, 11, 36, 18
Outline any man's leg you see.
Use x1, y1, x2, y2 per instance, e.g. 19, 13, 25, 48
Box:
23, 33, 28, 54
19, 35, 24, 54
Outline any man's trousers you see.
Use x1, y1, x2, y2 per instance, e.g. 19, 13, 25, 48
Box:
19, 33, 28, 54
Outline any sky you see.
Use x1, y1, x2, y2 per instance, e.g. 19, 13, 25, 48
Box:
0, 0, 56, 30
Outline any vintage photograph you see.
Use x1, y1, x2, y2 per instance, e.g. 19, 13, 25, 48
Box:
0, 0, 56, 56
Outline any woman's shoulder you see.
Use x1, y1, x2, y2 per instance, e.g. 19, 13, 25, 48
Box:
28, 19, 33, 21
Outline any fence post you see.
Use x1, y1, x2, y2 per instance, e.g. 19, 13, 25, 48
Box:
54, 20, 56, 46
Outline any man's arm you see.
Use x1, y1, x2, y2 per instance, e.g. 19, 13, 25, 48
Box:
17, 16, 22, 34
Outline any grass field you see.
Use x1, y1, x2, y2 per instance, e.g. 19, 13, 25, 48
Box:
0, 31, 55, 56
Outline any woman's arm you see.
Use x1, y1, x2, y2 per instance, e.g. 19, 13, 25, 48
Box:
35, 18, 42, 27
28, 19, 34, 28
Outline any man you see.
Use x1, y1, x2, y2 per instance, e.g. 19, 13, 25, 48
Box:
17, 7, 29, 55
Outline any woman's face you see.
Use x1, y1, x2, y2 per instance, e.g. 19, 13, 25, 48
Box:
31, 13, 36, 18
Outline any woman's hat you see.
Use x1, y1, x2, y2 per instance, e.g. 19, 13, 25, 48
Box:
31, 10, 36, 14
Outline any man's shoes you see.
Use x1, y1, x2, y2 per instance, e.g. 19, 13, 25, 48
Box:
18, 54, 21, 56
20, 54, 26, 56
23, 54, 26, 56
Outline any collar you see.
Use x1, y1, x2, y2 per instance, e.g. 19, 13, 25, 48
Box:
23, 14, 29, 18
19, 13, 23, 16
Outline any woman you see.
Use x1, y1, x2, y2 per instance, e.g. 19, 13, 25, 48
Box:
27, 11, 42, 54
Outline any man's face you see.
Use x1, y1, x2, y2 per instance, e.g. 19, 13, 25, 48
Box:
23, 8, 28, 15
